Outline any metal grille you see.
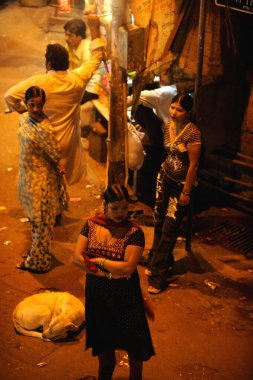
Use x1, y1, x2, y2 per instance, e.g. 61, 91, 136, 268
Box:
196, 219, 253, 255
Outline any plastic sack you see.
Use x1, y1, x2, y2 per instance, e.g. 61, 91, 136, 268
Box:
127, 123, 145, 171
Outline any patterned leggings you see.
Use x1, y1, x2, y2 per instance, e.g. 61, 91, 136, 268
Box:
25, 215, 54, 272
148, 169, 188, 288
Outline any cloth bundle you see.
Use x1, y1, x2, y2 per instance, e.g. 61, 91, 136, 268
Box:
128, 123, 145, 171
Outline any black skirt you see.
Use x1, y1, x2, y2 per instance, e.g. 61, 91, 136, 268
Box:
85, 270, 155, 361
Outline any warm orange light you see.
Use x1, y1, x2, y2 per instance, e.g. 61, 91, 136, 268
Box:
57, 0, 71, 13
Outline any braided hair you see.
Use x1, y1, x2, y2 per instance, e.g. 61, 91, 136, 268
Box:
25, 86, 46, 104
103, 184, 130, 204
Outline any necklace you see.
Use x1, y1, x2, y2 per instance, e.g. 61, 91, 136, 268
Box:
169, 121, 189, 144
171, 121, 185, 135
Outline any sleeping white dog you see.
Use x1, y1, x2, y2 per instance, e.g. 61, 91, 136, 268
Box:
13, 292, 85, 341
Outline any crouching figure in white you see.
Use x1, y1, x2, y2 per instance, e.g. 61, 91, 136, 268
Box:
13, 292, 85, 340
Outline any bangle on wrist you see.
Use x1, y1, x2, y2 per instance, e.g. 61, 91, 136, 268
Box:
182, 190, 190, 196
98, 258, 106, 269
106, 272, 112, 280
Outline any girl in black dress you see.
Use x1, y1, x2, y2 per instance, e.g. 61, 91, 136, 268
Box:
74, 184, 154, 380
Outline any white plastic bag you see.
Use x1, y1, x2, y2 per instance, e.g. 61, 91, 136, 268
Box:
127, 123, 145, 171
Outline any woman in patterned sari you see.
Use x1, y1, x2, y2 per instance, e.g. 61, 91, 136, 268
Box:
147, 93, 201, 294
16, 86, 68, 273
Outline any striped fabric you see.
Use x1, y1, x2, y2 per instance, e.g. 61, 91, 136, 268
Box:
163, 121, 201, 182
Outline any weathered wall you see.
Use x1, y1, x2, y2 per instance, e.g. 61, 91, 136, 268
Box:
240, 74, 253, 156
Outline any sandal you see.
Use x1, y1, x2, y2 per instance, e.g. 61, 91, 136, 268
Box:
16, 261, 28, 270
16, 261, 47, 274
148, 285, 161, 294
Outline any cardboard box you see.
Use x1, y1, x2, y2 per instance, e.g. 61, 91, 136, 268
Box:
89, 122, 107, 163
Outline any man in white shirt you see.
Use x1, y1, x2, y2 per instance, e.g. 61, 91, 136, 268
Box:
127, 70, 177, 207
5, 16, 104, 186
64, 18, 103, 104
135, 84, 177, 125
128, 70, 177, 126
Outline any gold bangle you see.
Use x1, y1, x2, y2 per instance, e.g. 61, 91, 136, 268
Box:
106, 272, 112, 280
99, 258, 106, 269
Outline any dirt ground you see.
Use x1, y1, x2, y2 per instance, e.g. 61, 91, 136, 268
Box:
0, 2, 253, 380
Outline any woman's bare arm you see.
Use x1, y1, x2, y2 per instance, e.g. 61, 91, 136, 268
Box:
90, 244, 143, 276
179, 144, 201, 206
73, 234, 129, 278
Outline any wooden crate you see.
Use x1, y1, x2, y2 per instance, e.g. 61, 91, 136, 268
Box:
89, 122, 107, 163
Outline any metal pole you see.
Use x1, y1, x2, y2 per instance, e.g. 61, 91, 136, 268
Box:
193, 0, 207, 118
187, 0, 206, 252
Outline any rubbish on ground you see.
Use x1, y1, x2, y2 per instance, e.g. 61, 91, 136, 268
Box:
204, 279, 219, 291
177, 236, 186, 242
70, 197, 81, 202
247, 269, 253, 273
86, 184, 94, 188
20, 218, 29, 223
116, 351, 129, 367
36, 362, 47, 368
4, 240, 11, 246
7, 167, 13, 172
0, 206, 7, 211
37, 287, 60, 293
95, 195, 101, 199
118, 359, 129, 368
0, 227, 7, 232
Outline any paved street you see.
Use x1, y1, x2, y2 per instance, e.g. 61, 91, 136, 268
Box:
0, 2, 253, 380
